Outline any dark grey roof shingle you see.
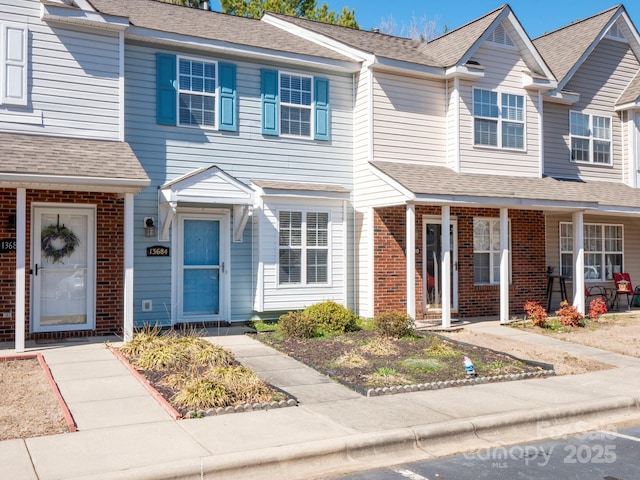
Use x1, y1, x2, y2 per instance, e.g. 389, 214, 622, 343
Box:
87, 0, 352, 62
372, 161, 640, 209
0, 133, 149, 186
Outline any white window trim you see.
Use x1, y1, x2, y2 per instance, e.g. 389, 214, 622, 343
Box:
276, 207, 331, 287
1, 23, 28, 106
473, 217, 511, 286
279, 70, 314, 139
559, 222, 624, 281
569, 110, 612, 165
472, 88, 526, 151
176, 55, 218, 130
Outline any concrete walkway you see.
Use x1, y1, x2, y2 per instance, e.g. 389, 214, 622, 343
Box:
1, 322, 640, 480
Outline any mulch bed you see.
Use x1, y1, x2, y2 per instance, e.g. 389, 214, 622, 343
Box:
257, 330, 553, 396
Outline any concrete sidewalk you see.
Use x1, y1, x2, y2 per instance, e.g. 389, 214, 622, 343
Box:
1, 321, 640, 480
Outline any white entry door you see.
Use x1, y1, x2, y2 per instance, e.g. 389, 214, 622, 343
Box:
176, 212, 229, 323
422, 216, 458, 312
32, 206, 96, 332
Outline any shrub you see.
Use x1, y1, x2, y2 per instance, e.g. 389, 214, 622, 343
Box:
278, 311, 316, 338
523, 301, 547, 327
303, 300, 358, 336
555, 301, 584, 327
373, 310, 415, 338
588, 297, 608, 319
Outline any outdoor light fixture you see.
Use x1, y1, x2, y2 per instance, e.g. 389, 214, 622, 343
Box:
144, 217, 156, 238
7, 213, 16, 231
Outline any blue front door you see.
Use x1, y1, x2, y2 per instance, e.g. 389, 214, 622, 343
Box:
180, 217, 222, 320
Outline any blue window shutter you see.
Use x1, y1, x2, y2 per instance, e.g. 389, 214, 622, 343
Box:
218, 62, 237, 131
156, 53, 176, 125
261, 69, 279, 136
314, 77, 330, 140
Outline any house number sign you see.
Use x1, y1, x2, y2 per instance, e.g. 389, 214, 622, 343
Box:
0, 238, 16, 253
147, 245, 170, 257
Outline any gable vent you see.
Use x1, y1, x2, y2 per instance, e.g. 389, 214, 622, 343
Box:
606, 22, 627, 42
488, 23, 515, 47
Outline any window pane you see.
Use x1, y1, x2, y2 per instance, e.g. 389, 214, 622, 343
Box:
571, 138, 590, 161
570, 112, 589, 136
279, 211, 302, 246
561, 253, 573, 277
307, 250, 328, 283
474, 89, 498, 118
474, 253, 490, 283
279, 249, 301, 284
605, 253, 622, 280
584, 224, 602, 252
592, 116, 610, 140
473, 219, 490, 251
605, 225, 622, 251
474, 119, 498, 146
307, 212, 328, 247
502, 122, 523, 149
501, 94, 523, 121
593, 140, 610, 164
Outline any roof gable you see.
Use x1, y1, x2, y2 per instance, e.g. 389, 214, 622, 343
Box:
533, 5, 640, 90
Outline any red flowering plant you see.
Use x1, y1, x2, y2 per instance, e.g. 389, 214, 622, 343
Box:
524, 301, 548, 327
588, 297, 608, 320
555, 301, 584, 327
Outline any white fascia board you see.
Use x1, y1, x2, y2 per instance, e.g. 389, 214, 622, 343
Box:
262, 13, 371, 63
373, 57, 444, 79
457, 8, 511, 66
368, 164, 415, 201
125, 27, 359, 74
413, 193, 598, 210
41, 4, 129, 32
444, 65, 485, 80
614, 101, 640, 112
619, 11, 640, 61
544, 90, 580, 105
556, 11, 621, 91
522, 71, 557, 91
0, 174, 149, 193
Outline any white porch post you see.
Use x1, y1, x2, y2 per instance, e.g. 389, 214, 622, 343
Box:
123, 193, 134, 342
573, 211, 585, 314
406, 204, 416, 319
500, 208, 510, 324
441, 206, 451, 328
15, 188, 26, 353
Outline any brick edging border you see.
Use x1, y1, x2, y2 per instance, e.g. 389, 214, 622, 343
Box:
109, 347, 183, 420
2, 353, 77, 433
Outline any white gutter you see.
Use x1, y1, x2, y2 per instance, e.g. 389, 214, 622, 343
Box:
0, 174, 149, 192
41, 4, 129, 32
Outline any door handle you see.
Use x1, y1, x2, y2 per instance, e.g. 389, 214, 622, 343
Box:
221, 262, 225, 273
34, 264, 39, 276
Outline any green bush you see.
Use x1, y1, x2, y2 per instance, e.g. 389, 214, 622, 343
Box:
373, 310, 415, 338
278, 311, 316, 338
303, 300, 358, 336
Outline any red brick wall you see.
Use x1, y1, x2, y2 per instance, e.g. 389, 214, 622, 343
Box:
0, 189, 125, 342
373, 206, 547, 319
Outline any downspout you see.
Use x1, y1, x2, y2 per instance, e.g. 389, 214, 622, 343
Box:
15, 188, 26, 353
352, 71, 357, 312
538, 90, 544, 177
454, 77, 461, 173
119, 31, 125, 142
367, 64, 375, 318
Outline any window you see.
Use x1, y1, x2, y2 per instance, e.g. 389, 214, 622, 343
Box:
473, 89, 524, 149
473, 218, 510, 285
280, 73, 312, 137
487, 23, 515, 47
570, 112, 611, 164
278, 211, 329, 285
1, 23, 27, 106
560, 222, 623, 281
156, 53, 237, 131
261, 69, 330, 140
178, 58, 216, 128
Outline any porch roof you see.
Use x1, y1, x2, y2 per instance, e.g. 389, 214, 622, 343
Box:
371, 161, 640, 213
0, 132, 150, 193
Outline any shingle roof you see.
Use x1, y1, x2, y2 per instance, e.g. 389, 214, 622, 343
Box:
87, 0, 352, 62
0, 133, 149, 187
252, 179, 350, 193
617, 69, 640, 106
267, 6, 506, 68
533, 5, 621, 83
372, 161, 640, 209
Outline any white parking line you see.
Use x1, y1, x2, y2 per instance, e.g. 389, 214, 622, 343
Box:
599, 431, 640, 442
393, 468, 430, 480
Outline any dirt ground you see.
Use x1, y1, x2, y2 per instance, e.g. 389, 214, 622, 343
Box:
1, 312, 638, 440
0, 357, 68, 441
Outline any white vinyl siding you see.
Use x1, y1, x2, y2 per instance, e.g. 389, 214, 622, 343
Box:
560, 222, 623, 281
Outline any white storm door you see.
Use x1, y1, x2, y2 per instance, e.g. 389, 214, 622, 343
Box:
422, 216, 458, 312
177, 213, 229, 323
32, 207, 96, 332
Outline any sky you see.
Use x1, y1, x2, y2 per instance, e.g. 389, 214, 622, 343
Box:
337, 1, 640, 39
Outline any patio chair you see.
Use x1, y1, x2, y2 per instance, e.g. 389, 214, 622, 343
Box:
613, 273, 640, 309
585, 285, 612, 311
